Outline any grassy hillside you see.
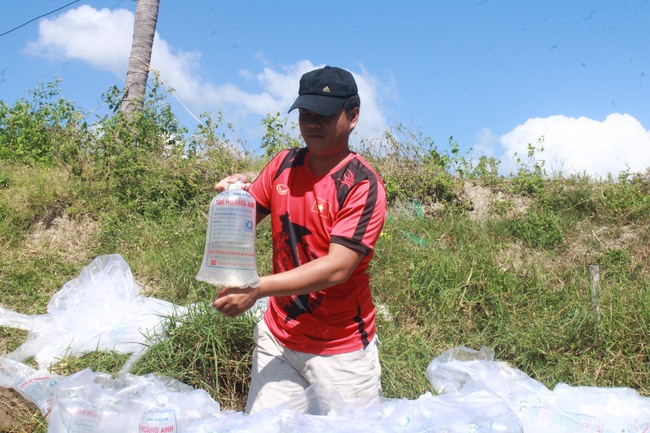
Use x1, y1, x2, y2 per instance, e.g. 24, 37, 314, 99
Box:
1, 81, 648, 431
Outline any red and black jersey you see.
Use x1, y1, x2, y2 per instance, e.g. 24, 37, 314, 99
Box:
249, 147, 387, 355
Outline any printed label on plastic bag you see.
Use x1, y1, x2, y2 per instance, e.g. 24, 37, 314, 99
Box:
67, 402, 101, 432
139, 409, 178, 433
13, 374, 63, 415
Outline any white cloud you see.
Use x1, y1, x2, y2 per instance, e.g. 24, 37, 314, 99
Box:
185, 61, 389, 143
150, 37, 204, 101
26, 5, 133, 76
25, 5, 390, 149
496, 114, 650, 177
471, 127, 500, 159
353, 65, 389, 141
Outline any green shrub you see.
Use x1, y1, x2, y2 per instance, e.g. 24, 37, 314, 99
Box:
260, 112, 302, 160
501, 207, 566, 248
539, 175, 598, 219
0, 79, 81, 166
598, 169, 650, 224
357, 124, 464, 210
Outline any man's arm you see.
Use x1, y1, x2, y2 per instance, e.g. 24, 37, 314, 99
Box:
213, 242, 364, 318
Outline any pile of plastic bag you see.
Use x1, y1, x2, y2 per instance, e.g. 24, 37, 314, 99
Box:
0, 254, 189, 375
425, 346, 650, 432
1, 255, 649, 432
2, 347, 649, 432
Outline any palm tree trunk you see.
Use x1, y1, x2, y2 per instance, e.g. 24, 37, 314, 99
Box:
120, 0, 160, 117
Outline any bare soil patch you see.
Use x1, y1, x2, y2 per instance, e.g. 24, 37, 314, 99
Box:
0, 387, 38, 432
25, 213, 98, 262
464, 182, 530, 221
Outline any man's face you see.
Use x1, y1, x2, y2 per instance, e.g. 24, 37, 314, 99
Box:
298, 106, 359, 158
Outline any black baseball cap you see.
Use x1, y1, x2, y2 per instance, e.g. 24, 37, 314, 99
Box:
289, 66, 358, 116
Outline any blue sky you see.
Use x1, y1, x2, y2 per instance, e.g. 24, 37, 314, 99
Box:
1, 0, 649, 177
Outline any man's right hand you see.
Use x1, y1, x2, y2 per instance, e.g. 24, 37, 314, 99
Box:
213, 284, 260, 318
214, 174, 251, 192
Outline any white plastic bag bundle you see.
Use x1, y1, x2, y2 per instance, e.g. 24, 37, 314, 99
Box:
290, 410, 396, 433
182, 398, 393, 433
354, 391, 521, 433
519, 383, 650, 433
0, 254, 188, 371
183, 410, 284, 433
426, 346, 650, 433
426, 345, 550, 410
47, 368, 221, 433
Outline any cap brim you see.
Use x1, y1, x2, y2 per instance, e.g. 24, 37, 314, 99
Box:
288, 94, 346, 116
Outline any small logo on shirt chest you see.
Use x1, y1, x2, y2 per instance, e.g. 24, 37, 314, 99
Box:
276, 184, 289, 195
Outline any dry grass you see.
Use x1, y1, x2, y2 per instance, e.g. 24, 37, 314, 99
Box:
0, 388, 41, 433
24, 214, 99, 263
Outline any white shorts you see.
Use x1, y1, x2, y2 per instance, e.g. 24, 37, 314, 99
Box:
245, 320, 382, 414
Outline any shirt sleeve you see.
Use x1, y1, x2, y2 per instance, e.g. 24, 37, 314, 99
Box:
249, 152, 284, 214
330, 178, 386, 256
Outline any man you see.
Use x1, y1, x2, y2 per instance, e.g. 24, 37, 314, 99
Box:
213, 66, 387, 414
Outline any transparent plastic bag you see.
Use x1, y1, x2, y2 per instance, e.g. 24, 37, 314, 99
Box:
353, 391, 521, 433
0, 254, 188, 371
290, 410, 395, 433
196, 185, 260, 289
426, 345, 550, 405
0, 358, 63, 415
47, 368, 220, 433
426, 346, 650, 433
519, 383, 650, 433
184, 410, 284, 433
